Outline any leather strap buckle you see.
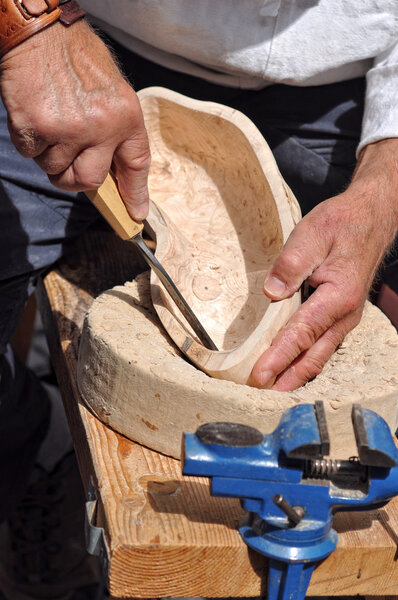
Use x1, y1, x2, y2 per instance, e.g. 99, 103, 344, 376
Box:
0, 0, 85, 58
19, 1, 59, 17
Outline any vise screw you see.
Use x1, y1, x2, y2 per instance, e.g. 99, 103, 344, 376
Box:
182, 401, 398, 600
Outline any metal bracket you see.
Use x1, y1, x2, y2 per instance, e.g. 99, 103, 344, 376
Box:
85, 476, 110, 574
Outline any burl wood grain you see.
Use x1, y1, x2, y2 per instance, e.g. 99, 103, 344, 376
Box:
139, 87, 301, 383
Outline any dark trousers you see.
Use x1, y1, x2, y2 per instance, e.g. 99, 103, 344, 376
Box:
0, 35, 379, 518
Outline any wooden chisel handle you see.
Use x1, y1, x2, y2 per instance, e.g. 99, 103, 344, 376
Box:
85, 174, 144, 240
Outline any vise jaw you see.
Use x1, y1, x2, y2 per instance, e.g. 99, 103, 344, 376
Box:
182, 401, 398, 600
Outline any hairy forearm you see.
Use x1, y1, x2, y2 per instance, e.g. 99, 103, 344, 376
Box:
352, 138, 398, 243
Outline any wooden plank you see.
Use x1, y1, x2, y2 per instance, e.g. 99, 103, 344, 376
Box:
37, 226, 398, 598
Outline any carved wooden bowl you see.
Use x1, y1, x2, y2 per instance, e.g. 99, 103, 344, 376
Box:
140, 87, 301, 384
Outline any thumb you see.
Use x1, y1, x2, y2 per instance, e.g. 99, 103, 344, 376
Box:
113, 130, 151, 222
263, 218, 330, 300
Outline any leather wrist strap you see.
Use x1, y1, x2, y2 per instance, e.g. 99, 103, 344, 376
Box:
0, 0, 86, 58
59, 0, 86, 26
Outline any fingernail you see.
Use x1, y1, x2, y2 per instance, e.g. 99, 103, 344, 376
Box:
257, 369, 274, 386
132, 204, 148, 221
264, 275, 286, 298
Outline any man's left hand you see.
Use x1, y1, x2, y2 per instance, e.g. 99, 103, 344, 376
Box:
251, 138, 398, 391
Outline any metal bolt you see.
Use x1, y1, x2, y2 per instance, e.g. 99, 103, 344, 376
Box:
273, 494, 305, 524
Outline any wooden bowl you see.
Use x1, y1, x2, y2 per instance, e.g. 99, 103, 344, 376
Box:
140, 87, 301, 384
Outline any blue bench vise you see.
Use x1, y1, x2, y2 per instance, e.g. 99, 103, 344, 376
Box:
182, 401, 398, 600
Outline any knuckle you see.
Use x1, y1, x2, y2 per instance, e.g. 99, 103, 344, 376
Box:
119, 87, 137, 112
92, 86, 136, 128
34, 157, 57, 175
271, 323, 315, 371
9, 123, 39, 156
116, 135, 151, 174
36, 147, 78, 176
342, 289, 363, 314
130, 147, 151, 173
87, 96, 125, 133
72, 166, 108, 190
8, 108, 62, 153
304, 355, 325, 379
78, 174, 107, 190
14, 136, 36, 157
119, 86, 142, 117
44, 162, 67, 176
277, 251, 306, 277
7, 111, 31, 135
283, 322, 317, 352
87, 104, 111, 132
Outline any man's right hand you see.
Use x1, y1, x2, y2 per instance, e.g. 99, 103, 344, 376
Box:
0, 19, 150, 221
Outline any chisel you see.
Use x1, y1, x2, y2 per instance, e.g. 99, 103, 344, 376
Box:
85, 174, 218, 351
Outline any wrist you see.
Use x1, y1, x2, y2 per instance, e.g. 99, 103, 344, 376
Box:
0, 0, 85, 59
1, 17, 89, 68
350, 138, 398, 210
353, 138, 398, 190
350, 138, 398, 236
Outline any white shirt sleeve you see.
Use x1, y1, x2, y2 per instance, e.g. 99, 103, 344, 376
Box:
358, 40, 398, 156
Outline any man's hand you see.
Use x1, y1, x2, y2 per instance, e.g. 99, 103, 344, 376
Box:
0, 19, 150, 220
251, 138, 398, 391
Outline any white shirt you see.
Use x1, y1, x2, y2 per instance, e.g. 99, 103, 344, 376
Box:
79, 0, 398, 153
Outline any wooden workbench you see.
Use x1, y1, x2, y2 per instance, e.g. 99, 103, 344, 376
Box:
36, 224, 398, 599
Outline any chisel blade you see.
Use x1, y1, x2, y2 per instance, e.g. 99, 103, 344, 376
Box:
86, 174, 218, 351
132, 234, 218, 351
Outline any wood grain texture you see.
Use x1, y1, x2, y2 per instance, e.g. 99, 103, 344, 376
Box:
78, 270, 398, 460
138, 87, 301, 384
37, 227, 398, 598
